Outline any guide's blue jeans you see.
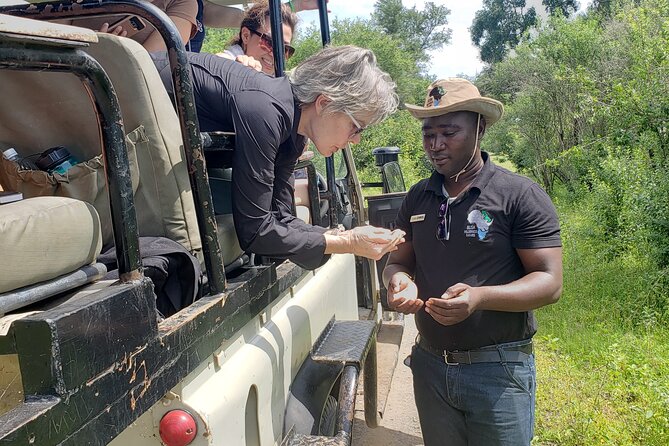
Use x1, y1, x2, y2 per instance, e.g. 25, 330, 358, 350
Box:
410, 339, 536, 446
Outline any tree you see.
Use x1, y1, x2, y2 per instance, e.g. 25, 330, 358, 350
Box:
290, 18, 431, 105
372, 0, 452, 64
471, 0, 538, 64
543, 0, 579, 16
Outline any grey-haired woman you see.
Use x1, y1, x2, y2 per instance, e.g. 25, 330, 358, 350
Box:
151, 45, 403, 270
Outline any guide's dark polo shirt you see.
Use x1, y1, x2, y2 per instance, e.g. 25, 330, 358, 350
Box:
395, 152, 562, 351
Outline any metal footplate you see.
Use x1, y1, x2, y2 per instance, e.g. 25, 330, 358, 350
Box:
283, 320, 379, 446
311, 319, 377, 366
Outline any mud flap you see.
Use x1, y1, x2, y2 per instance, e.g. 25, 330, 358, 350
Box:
283, 320, 377, 445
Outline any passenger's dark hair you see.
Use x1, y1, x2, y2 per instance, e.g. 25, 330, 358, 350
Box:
230, 1, 298, 48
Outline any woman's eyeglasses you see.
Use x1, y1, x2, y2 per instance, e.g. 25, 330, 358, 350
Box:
344, 110, 367, 137
436, 199, 451, 241
249, 28, 296, 59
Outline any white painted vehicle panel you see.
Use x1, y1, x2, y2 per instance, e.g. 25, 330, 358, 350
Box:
111, 253, 358, 446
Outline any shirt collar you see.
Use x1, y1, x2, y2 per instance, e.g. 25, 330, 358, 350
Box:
424, 152, 495, 197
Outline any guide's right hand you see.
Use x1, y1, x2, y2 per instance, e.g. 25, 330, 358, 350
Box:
387, 272, 422, 313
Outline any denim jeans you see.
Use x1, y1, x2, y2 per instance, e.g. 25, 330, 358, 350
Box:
410, 339, 536, 446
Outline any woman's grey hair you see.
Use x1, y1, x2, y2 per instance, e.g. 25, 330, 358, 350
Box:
288, 45, 399, 126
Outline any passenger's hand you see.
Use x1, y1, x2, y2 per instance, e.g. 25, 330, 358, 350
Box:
298, 150, 314, 161
99, 22, 128, 37
234, 55, 262, 72
425, 283, 480, 326
344, 226, 405, 260
387, 272, 422, 314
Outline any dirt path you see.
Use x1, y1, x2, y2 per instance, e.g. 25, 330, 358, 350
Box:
352, 315, 424, 446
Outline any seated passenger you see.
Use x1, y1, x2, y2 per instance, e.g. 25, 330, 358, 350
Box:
190, 0, 322, 55
68, 0, 198, 52
151, 45, 405, 270
215, 0, 297, 75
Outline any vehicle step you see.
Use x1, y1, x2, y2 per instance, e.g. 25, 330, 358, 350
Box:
311, 320, 377, 366
368, 319, 404, 417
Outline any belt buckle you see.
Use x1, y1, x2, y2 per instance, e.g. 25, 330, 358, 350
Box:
444, 350, 460, 366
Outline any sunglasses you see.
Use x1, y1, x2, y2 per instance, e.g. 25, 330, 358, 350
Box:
248, 28, 295, 59
436, 198, 451, 241
344, 110, 367, 137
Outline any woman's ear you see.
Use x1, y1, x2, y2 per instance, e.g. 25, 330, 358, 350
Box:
315, 95, 331, 116
240, 27, 251, 48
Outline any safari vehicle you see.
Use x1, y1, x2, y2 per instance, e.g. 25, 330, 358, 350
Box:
0, 1, 407, 445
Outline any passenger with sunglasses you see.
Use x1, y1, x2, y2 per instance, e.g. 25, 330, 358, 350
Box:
188, 0, 324, 54
151, 45, 404, 270
382, 78, 563, 446
216, 1, 299, 75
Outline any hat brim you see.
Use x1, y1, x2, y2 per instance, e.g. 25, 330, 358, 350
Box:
405, 97, 504, 125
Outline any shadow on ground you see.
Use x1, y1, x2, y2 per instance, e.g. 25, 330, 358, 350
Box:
353, 424, 424, 446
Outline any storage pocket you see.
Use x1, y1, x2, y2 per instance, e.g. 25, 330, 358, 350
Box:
0, 126, 142, 244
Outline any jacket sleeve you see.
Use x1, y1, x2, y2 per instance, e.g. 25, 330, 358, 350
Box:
229, 91, 328, 270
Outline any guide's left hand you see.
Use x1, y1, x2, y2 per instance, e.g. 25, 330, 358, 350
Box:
425, 283, 480, 326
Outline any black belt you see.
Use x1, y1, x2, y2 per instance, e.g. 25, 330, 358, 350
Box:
417, 337, 533, 365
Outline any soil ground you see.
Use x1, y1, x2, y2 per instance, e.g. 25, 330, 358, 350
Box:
352, 314, 424, 446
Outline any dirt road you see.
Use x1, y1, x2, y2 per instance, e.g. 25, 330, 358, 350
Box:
352, 315, 423, 446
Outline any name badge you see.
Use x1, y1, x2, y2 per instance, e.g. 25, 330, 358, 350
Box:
410, 214, 426, 223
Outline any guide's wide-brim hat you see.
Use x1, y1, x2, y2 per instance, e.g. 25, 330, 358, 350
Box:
405, 78, 504, 125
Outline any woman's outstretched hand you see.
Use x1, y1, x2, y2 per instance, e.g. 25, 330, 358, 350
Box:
325, 225, 405, 260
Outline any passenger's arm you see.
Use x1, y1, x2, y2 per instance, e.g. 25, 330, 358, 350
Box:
230, 92, 331, 269
203, 2, 244, 28
142, 15, 194, 52
141, 0, 198, 51
292, 0, 330, 12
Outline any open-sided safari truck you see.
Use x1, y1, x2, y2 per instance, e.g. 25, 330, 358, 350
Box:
0, 1, 406, 444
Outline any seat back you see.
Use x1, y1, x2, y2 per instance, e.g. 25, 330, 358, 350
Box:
0, 34, 201, 253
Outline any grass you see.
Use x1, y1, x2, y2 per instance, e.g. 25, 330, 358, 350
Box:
532, 194, 669, 445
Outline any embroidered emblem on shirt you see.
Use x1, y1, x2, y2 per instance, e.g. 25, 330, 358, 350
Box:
466, 210, 493, 241
410, 214, 426, 223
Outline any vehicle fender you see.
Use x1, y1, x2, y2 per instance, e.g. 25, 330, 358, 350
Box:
283, 356, 343, 436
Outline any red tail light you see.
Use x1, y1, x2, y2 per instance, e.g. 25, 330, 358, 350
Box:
159, 410, 197, 446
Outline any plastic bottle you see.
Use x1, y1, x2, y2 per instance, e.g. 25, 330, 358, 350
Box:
2, 148, 38, 170
2, 148, 21, 162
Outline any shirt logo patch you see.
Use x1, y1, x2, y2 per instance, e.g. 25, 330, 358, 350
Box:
466, 210, 493, 241
410, 214, 426, 223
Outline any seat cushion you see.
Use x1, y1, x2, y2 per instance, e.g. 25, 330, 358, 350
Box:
215, 213, 243, 266
0, 196, 102, 293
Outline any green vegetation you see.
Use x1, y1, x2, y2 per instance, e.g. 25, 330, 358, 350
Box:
533, 187, 669, 445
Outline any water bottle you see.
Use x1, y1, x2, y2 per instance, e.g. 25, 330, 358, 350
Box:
2, 148, 38, 170
35, 146, 79, 174
2, 148, 20, 162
